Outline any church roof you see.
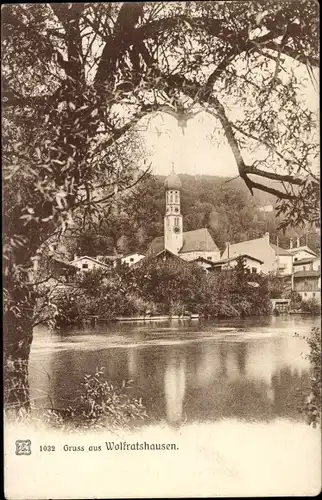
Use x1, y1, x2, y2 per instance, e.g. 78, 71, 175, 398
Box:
180, 228, 219, 253
147, 228, 219, 256
147, 236, 164, 256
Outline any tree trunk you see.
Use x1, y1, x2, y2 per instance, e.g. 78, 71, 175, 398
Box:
4, 280, 35, 414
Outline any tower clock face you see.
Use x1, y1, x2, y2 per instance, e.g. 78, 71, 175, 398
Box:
173, 226, 180, 234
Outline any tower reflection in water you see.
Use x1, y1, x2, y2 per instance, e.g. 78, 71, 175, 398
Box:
163, 350, 186, 426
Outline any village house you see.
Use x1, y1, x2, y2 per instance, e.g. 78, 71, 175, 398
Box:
121, 253, 145, 267
147, 168, 221, 262
292, 256, 320, 273
221, 233, 293, 275
69, 255, 110, 272
291, 255, 321, 302
211, 254, 263, 273
191, 256, 215, 272
292, 270, 321, 302
288, 239, 318, 262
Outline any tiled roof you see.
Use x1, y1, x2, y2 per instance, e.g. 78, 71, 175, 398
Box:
212, 254, 264, 265
224, 237, 263, 256
192, 257, 215, 264
293, 270, 320, 278
51, 257, 76, 269
269, 243, 291, 256
96, 255, 122, 261
147, 236, 164, 256
147, 228, 219, 256
288, 246, 317, 256
180, 228, 219, 253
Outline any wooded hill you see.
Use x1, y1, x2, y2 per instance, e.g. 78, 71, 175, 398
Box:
65, 174, 320, 258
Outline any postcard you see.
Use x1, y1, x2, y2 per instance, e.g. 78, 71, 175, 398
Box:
3, 1, 320, 498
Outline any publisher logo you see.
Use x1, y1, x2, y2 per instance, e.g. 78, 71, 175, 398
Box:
15, 439, 31, 456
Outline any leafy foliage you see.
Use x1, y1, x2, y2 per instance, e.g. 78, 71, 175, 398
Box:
6, 368, 147, 430
51, 257, 271, 325
296, 327, 321, 428
301, 298, 321, 315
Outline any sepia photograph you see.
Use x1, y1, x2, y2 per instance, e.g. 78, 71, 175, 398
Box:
2, 1, 321, 498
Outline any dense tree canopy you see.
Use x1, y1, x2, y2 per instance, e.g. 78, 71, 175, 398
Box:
3, 2, 319, 229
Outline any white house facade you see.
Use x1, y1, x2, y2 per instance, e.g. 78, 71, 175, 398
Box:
288, 245, 317, 262
221, 233, 292, 275
69, 256, 109, 271
121, 253, 145, 267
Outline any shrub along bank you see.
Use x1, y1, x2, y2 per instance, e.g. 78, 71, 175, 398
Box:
48, 256, 272, 327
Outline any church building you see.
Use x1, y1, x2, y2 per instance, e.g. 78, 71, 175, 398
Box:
147, 169, 220, 262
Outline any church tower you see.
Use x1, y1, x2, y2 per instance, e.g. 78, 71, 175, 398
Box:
164, 166, 183, 254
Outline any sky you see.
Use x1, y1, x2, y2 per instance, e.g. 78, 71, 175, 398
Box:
141, 111, 239, 177
139, 66, 319, 179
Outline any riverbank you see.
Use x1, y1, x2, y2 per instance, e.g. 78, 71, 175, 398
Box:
46, 260, 272, 328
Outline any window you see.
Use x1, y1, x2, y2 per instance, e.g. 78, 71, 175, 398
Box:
251, 267, 257, 274
82, 263, 88, 269
294, 258, 298, 261
303, 266, 306, 271
130, 258, 134, 262
313, 292, 316, 297
304, 292, 307, 297
207, 256, 212, 260
175, 194, 179, 203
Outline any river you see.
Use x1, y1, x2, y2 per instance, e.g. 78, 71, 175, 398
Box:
6, 315, 321, 498
30, 315, 319, 425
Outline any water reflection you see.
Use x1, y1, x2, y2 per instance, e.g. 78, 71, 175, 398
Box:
29, 316, 318, 424
164, 349, 186, 425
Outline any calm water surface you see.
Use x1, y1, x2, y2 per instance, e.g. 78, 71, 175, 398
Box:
30, 315, 319, 425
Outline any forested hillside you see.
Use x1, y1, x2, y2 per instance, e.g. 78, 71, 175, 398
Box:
65, 174, 320, 258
